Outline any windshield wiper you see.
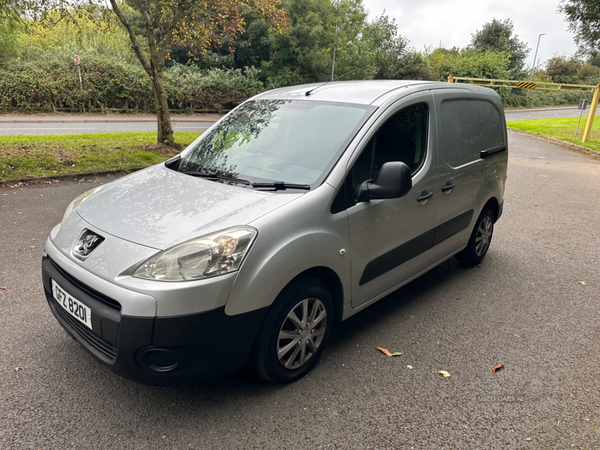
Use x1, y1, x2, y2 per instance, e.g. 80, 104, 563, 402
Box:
251, 181, 310, 191
183, 171, 251, 186
183, 172, 310, 190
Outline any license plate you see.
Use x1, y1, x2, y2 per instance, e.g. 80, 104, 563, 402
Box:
52, 279, 92, 330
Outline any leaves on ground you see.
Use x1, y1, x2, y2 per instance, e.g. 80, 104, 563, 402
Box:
376, 347, 402, 357
376, 347, 392, 357
0, 132, 197, 182
492, 364, 504, 373
439, 370, 451, 377
579, 281, 587, 285
0, 286, 7, 290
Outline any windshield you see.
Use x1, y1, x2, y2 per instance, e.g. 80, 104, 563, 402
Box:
178, 99, 375, 187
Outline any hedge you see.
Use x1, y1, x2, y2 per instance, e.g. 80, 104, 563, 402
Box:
0, 52, 263, 113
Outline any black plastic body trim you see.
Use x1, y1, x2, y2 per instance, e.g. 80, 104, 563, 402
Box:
42, 255, 269, 385
359, 209, 474, 286
360, 230, 434, 285
432, 210, 473, 246
480, 145, 507, 158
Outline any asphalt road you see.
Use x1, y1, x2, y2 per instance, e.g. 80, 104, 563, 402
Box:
0, 116, 220, 136
504, 106, 600, 121
0, 106, 596, 135
1, 131, 599, 448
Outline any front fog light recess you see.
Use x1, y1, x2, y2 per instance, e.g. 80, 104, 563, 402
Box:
133, 226, 257, 282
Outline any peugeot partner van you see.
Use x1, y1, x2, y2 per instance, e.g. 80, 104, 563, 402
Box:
42, 80, 507, 385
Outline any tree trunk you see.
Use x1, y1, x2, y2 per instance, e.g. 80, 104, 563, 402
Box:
107, 0, 176, 147
150, 66, 174, 146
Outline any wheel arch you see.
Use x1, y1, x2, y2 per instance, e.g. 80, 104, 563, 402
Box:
482, 196, 500, 222
290, 267, 345, 323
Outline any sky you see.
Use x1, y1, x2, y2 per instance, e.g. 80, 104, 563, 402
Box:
362, 0, 579, 69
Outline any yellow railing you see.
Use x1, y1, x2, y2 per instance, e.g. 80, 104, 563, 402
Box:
448, 75, 600, 143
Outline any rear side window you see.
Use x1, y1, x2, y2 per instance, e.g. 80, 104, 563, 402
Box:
440, 99, 504, 167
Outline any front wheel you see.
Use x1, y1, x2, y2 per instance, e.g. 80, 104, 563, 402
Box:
455, 207, 495, 266
249, 277, 334, 383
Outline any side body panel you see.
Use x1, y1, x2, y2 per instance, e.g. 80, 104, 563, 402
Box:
430, 89, 507, 263
225, 184, 351, 317
345, 91, 439, 308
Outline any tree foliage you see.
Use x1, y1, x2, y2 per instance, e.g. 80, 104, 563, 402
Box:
560, 0, 600, 57
469, 18, 529, 75
21, 0, 287, 145
176, 0, 414, 87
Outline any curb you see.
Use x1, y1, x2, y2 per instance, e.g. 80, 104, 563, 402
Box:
0, 114, 223, 123
507, 127, 600, 159
0, 167, 144, 187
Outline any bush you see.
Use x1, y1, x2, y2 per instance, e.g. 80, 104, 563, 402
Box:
0, 51, 264, 113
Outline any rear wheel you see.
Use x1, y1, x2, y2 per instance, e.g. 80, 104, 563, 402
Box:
249, 277, 333, 383
455, 207, 495, 266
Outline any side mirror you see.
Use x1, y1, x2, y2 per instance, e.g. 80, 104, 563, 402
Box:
356, 161, 412, 202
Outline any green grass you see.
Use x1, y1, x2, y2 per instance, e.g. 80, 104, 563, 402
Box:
0, 132, 199, 182
506, 117, 600, 152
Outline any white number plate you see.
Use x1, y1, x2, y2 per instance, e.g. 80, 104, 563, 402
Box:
52, 279, 93, 330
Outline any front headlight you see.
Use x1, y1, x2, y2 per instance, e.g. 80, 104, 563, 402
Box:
62, 185, 106, 224
133, 226, 258, 282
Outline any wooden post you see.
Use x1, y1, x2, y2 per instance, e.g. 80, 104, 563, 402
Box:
582, 84, 600, 143
448, 74, 454, 83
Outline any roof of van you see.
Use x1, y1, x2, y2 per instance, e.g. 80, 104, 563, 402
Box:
252, 80, 494, 106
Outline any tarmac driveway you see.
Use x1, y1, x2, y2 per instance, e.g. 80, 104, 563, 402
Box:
0, 130, 599, 448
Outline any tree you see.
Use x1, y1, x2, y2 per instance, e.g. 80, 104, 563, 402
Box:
26, 1, 287, 146
560, 0, 600, 57
545, 55, 583, 84
200, 0, 414, 87
111, 0, 287, 146
469, 18, 529, 75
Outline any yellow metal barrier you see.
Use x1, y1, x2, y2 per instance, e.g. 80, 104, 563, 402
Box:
448, 75, 600, 143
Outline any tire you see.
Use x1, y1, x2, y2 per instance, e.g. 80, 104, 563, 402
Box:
455, 207, 495, 266
249, 277, 334, 383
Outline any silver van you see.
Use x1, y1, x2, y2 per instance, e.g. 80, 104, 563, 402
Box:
42, 80, 507, 385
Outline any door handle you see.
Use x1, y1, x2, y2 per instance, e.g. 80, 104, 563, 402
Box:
417, 191, 433, 202
441, 182, 456, 193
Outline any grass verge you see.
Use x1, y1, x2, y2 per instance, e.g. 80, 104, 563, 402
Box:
506, 117, 600, 152
0, 132, 199, 182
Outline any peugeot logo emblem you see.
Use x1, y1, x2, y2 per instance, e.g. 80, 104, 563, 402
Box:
73, 230, 105, 260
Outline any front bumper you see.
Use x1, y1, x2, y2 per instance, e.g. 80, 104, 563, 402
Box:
42, 255, 267, 385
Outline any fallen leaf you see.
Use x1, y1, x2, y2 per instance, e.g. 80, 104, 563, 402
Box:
412, 341, 419, 344
492, 364, 504, 373
270, 416, 275, 422
15, 367, 20, 372
0, 286, 6, 290
407, 365, 413, 369
526, 437, 532, 441
391, 352, 402, 357
579, 281, 587, 285
477, 264, 481, 268
439, 370, 451, 377
30, 246, 35, 249
376, 347, 392, 357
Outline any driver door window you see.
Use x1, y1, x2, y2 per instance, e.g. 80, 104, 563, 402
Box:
350, 103, 428, 194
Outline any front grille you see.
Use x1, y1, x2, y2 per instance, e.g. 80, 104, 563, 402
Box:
49, 257, 121, 310
48, 292, 118, 361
